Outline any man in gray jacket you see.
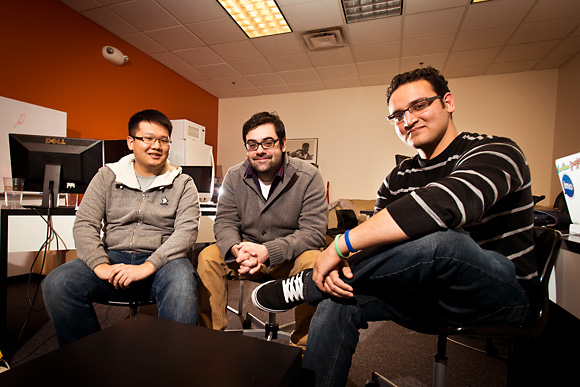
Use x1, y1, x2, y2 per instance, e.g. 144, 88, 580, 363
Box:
197, 111, 327, 348
42, 109, 200, 347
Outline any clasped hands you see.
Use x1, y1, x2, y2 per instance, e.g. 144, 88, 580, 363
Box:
231, 241, 268, 276
94, 261, 156, 289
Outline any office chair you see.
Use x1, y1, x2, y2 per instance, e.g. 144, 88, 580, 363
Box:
227, 280, 294, 342
367, 226, 562, 387
96, 299, 157, 318
327, 209, 359, 237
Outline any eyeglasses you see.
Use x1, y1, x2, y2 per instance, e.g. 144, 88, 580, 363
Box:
132, 136, 171, 145
387, 96, 444, 125
245, 138, 279, 151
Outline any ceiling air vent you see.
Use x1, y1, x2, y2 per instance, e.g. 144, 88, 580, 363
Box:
303, 28, 344, 51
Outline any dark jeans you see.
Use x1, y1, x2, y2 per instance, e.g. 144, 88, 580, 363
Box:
302, 229, 530, 386
42, 251, 199, 347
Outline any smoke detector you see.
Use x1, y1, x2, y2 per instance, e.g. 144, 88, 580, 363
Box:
303, 28, 344, 51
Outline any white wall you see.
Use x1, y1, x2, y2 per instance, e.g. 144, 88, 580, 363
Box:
218, 69, 558, 204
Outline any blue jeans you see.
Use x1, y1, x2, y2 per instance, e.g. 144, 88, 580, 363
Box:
302, 230, 531, 387
42, 251, 199, 347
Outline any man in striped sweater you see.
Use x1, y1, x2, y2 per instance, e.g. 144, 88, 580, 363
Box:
251, 67, 536, 386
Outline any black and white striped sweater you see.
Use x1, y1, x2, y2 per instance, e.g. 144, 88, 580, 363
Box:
376, 132, 537, 293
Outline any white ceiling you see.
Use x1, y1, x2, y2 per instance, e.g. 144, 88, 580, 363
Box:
60, 0, 580, 99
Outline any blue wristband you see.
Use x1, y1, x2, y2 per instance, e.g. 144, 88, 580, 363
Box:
344, 229, 356, 253
334, 234, 349, 259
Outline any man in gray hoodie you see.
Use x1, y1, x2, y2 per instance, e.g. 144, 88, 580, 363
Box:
197, 111, 327, 349
42, 109, 200, 347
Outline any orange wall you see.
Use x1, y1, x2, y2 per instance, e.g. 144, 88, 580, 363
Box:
0, 0, 218, 157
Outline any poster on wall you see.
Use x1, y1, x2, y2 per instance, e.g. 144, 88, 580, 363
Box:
286, 138, 318, 165
0, 96, 67, 189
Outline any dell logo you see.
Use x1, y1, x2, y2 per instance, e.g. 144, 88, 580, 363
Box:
562, 174, 574, 198
45, 137, 66, 145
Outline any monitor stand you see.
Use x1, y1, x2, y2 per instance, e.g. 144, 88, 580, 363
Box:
25, 164, 61, 209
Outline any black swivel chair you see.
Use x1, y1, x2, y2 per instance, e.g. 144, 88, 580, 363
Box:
227, 280, 294, 342
327, 209, 359, 237
367, 226, 562, 387
97, 299, 157, 318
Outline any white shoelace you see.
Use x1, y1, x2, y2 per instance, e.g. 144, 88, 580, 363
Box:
282, 272, 305, 303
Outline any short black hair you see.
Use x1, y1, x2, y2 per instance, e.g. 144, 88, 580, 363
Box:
128, 109, 173, 137
242, 112, 286, 143
386, 66, 450, 104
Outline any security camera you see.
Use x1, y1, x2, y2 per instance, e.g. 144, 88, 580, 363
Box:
102, 46, 129, 66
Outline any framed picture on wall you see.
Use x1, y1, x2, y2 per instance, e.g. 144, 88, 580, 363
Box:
286, 138, 318, 165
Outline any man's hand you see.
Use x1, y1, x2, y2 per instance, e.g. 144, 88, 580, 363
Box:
94, 262, 156, 289
233, 241, 268, 275
312, 245, 354, 298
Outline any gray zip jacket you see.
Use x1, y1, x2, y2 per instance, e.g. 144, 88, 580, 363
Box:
214, 155, 327, 267
73, 154, 200, 271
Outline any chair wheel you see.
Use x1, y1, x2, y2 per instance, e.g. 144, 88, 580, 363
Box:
242, 319, 252, 329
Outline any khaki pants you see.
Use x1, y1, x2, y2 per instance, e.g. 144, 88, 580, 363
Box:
197, 243, 318, 349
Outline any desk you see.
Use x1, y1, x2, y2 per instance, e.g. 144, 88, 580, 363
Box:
1, 207, 76, 348
551, 233, 580, 320
0, 207, 217, 349
0, 314, 302, 386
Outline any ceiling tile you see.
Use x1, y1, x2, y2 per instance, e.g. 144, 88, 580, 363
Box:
156, 0, 227, 24
525, 0, 580, 22
289, 82, 325, 93
186, 18, 247, 46
146, 26, 204, 51
173, 47, 224, 66
346, 17, 402, 46
211, 41, 264, 62
461, 0, 535, 31
307, 47, 354, 67
356, 59, 400, 77
279, 0, 344, 32
213, 76, 254, 90
442, 65, 488, 79
121, 32, 166, 54
453, 26, 515, 51
496, 40, 560, 63
150, 51, 191, 70
108, 0, 180, 31
60, 0, 106, 12
257, 85, 294, 95
245, 73, 287, 88
316, 64, 358, 81
550, 36, 580, 57
322, 78, 360, 89
534, 55, 574, 70
268, 53, 314, 72
402, 34, 455, 57
353, 41, 400, 62
405, 0, 469, 14
172, 66, 208, 82
195, 63, 240, 79
403, 7, 465, 40
82, 7, 139, 36
400, 54, 447, 72
279, 68, 321, 84
230, 59, 276, 76
509, 17, 580, 45
486, 59, 539, 74
251, 33, 305, 57
446, 47, 501, 67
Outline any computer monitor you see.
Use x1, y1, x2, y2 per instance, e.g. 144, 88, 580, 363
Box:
181, 165, 215, 203
104, 139, 132, 164
9, 133, 104, 208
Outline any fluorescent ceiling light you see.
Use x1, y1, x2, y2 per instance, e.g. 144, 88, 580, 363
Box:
341, 0, 402, 24
218, 0, 291, 38
471, 0, 492, 3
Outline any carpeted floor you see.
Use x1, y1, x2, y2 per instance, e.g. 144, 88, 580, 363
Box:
3, 275, 511, 386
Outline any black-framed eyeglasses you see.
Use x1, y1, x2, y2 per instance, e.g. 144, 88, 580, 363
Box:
245, 138, 279, 151
387, 95, 444, 125
132, 136, 171, 145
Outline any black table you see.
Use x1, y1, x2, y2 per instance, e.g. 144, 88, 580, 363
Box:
0, 314, 302, 386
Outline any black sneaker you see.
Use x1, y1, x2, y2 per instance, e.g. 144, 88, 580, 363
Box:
251, 270, 311, 313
